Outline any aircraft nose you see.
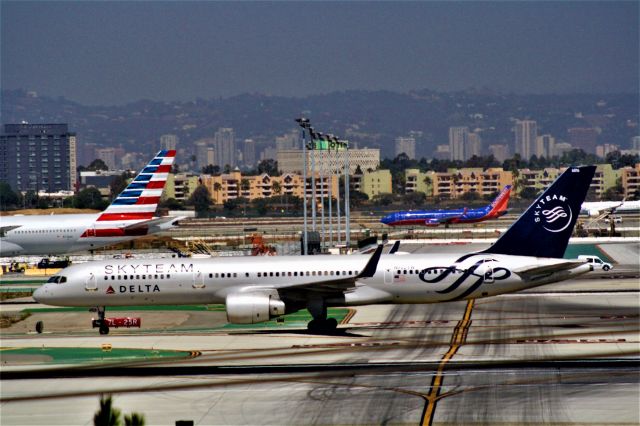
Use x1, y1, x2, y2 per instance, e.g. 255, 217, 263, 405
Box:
380, 215, 392, 225
32, 286, 49, 304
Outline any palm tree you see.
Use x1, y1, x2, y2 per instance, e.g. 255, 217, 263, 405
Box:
213, 182, 222, 204
272, 181, 282, 213
94, 395, 121, 426
124, 413, 145, 426
240, 178, 251, 216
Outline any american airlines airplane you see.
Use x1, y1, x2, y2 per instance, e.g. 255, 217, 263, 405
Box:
380, 185, 512, 227
0, 150, 179, 256
34, 166, 596, 334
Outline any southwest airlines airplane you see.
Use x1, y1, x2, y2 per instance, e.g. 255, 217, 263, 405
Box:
0, 150, 179, 256
35, 166, 596, 334
381, 185, 512, 227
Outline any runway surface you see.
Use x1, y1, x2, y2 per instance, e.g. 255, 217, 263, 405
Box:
1, 242, 639, 425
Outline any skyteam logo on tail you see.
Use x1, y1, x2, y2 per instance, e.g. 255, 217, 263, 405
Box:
534, 194, 573, 233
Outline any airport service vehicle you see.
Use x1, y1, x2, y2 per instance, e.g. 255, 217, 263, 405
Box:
34, 167, 596, 334
578, 255, 613, 271
604, 216, 622, 224
380, 185, 511, 227
0, 150, 180, 256
581, 200, 640, 217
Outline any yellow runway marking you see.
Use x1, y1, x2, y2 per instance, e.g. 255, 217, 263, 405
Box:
421, 299, 474, 426
0, 347, 26, 352
340, 308, 357, 325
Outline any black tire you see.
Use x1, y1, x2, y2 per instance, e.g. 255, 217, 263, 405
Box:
35, 321, 43, 334
325, 318, 338, 330
99, 324, 110, 335
307, 319, 319, 332
603, 265, 610, 271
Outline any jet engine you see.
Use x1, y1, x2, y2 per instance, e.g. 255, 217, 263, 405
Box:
225, 291, 286, 324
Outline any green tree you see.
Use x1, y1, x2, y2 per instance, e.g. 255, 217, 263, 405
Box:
189, 185, 212, 217
124, 413, 145, 426
460, 191, 480, 201
605, 151, 640, 169
23, 190, 39, 209
159, 197, 184, 210
87, 159, 109, 171
519, 187, 539, 200
349, 190, 369, 208
213, 182, 222, 204
94, 395, 121, 426
74, 187, 107, 210
257, 159, 279, 175
201, 164, 221, 175
272, 181, 282, 210
403, 191, 426, 206
110, 173, 131, 200
372, 193, 395, 206
0, 182, 20, 210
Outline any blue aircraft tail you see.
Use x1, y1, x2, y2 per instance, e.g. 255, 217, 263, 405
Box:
484, 166, 596, 258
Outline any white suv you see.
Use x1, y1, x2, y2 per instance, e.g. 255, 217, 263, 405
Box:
578, 255, 613, 271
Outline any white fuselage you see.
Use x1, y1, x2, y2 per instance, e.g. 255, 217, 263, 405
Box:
1, 213, 147, 256
34, 253, 591, 308
581, 200, 640, 217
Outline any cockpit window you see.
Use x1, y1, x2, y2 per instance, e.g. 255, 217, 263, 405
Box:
46, 276, 67, 284
59, 276, 67, 283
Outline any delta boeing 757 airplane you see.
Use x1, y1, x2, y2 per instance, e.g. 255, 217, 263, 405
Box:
34, 167, 594, 334
0, 150, 180, 256
381, 185, 512, 227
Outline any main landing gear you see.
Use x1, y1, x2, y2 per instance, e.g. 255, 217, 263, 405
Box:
92, 306, 109, 335
306, 299, 338, 333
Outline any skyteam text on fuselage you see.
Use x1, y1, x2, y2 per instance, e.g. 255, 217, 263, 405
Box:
0, 150, 179, 256
34, 167, 596, 334
381, 185, 512, 227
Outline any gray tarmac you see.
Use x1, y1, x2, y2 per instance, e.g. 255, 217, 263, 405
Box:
1, 242, 639, 425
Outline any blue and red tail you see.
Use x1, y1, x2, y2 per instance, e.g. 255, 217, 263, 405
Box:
97, 150, 176, 222
487, 185, 512, 216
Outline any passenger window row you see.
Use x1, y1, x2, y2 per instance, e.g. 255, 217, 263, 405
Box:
103, 274, 170, 280
15, 229, 75, 234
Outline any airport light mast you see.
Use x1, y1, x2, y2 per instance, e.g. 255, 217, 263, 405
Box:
295, 118, 310, 255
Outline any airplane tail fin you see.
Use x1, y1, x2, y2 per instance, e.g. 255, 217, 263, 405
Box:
484, 166, 595, 258
488, 185, 512, 215
97, 150, 176, 222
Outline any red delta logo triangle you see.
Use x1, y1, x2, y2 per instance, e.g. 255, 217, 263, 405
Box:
106, 286, 115, 294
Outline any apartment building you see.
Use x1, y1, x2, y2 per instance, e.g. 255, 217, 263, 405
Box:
200, 172, 339, 205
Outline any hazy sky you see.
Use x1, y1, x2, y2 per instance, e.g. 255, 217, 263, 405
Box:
2, 1, 638, 105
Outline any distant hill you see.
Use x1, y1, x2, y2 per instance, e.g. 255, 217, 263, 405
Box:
2, 89, 637, 159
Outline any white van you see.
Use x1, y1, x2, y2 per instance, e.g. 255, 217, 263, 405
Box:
578, 255, 613, 271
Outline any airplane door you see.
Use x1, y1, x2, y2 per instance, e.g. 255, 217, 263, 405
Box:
384, 268, 393, 284
85, 273, 97, 291
192, 270, 205, 289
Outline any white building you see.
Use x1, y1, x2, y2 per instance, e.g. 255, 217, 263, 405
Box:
394, 136, 416, 159
277, 148, 380, 175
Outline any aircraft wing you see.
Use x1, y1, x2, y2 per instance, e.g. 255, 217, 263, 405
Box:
271, 245, 384, 296
430, 209, 468, 225
513, 260, 587, 281
0, 225, 22, 237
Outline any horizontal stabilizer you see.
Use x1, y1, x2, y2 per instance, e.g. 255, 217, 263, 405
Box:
514, 260, 587, 281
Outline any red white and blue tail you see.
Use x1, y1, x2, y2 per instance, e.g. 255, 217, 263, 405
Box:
97, 150, 176, 222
